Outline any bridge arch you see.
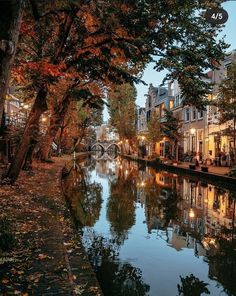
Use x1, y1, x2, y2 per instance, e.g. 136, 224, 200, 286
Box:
106, 143, 120, 152
91, 143, 105, 152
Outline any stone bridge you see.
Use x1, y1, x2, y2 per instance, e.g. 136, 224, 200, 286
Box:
90, 142, 120, 153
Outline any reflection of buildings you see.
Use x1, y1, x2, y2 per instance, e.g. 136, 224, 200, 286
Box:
167, 225, 206, 256
139, 166, 236, 255
180, 179, 236, 239
95, 159, 117, 180
95, 123, 119, 142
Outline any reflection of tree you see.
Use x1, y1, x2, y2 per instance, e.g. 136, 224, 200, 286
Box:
144, 179, 181, 233
62, 164, 102, 227
207, 228, 236, 296
204, 192, 236, 296
72, 182, 102, 226
84, 231, 150, 296
177, 274, 210, 296
107, 173, 136, 246
159, 189, 181, 228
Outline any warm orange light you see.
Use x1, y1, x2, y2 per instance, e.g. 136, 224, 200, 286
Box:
190, 128, 196, 135
23, 104, 29, 109
140, 181, 145, 187
189, 208, 195, 218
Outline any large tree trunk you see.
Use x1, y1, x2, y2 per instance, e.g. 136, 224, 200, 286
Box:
0, 0, 24, 123
3, 88, 47, 183
38, 93, 71, 161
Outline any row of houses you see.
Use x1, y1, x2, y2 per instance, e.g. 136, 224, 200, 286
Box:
137, 50, 236, 165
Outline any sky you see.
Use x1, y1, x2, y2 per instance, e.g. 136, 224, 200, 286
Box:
104, 1, 236, 121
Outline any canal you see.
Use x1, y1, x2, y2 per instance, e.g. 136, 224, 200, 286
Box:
62, 154, 236, 296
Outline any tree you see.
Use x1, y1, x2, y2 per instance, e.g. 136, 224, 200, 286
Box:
4, 0, 228, 183
217, 61, 236, 162
177, 274, 210, 296
162, 109, 182, 160
147, 110, 162, 157
108, 83, 137, 152
0, 0, 24, 124
36, 81, 104, 160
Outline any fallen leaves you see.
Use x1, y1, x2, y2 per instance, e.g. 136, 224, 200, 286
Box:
0, 158, 102, 295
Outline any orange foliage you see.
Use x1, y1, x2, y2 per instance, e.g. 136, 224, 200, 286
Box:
20, 21, 37, 38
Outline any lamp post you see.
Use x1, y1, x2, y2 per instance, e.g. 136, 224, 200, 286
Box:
190, 128, 196, 155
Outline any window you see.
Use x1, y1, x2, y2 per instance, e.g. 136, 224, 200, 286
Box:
185, 108, 190, 122
169, 100, 174, 109
175, 95, 180, 106
198, 110, 203, 119
225, 63, 231, 78
192, 108, 196, 121
160, 103, 165, 117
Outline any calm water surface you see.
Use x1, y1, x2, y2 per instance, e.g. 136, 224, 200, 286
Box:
63, 154, 236, 296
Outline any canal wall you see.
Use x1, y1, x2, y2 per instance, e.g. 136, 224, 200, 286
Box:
122, 154, 236, 192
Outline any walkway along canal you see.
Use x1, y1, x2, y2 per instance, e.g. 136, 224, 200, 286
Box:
62, 154, 236, 296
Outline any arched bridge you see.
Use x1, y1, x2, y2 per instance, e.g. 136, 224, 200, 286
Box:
90, 142, 120, 153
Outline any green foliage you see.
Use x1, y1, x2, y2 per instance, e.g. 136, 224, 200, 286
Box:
108, 83, 137, 140
177, 274, 210, 296
147, 110, 162, 143
162, 109, 182, 143
217, 60, 236, 151
0, 217, 16, 252
217, 61, 236, 123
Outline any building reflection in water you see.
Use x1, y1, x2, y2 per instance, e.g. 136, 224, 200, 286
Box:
63, 155, 236, 296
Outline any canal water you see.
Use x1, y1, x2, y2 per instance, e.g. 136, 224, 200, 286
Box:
62, 154, 236, 296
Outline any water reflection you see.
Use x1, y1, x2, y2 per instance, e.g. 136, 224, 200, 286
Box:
63, 161, 102, 227
63, 156, 236, 296
84, 230, 150, 296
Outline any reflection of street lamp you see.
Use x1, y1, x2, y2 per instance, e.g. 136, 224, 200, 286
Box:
190, 128, 196, 154
189, 208, 195, 218
140, 181, 145, 187
189, 182, 195, 220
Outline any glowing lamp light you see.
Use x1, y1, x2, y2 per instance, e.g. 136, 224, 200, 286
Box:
42, 117, 47, 122
189, 208, 195, 218
190, 128, 196, 135
140, 181, 145, 187
23, 104, 29, 109
141, 136, 145, 140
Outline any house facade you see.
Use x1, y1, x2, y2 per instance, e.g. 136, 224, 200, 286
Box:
137, 50, 236, 164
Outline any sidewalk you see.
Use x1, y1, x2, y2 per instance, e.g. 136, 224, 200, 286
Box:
177, 162, 230, 176
0, 157, 102, 296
